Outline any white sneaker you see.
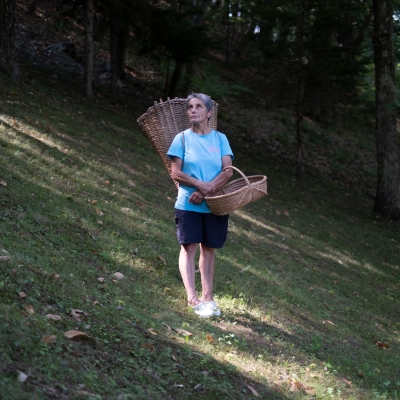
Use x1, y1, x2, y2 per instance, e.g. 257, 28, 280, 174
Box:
203, 301, 221, 317
191, 302, 215, 318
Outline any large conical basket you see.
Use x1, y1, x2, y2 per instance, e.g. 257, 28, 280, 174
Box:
205, 166, 267, 216
137, 98, 218, 189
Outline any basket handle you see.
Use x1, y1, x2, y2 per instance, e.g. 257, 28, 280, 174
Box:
223, 166, 251, 189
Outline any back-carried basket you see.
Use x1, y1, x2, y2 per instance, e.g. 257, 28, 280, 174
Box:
137, 97, 267, 215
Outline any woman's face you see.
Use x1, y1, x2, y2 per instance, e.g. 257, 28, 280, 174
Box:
187, 98, 212, 125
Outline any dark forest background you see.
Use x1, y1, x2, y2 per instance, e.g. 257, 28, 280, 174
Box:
1, 0, 400, 218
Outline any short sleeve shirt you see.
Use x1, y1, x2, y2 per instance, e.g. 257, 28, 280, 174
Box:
167, 129, 234, 213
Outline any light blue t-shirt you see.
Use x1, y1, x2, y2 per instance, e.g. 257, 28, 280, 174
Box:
167, 129, 234, 213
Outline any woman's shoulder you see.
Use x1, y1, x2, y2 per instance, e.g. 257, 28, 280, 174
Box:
214, 130, 229, 141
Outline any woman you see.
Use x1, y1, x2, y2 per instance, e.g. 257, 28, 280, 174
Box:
167, 93, 234, 318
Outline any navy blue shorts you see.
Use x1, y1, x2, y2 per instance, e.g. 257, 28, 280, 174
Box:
175, 209, 229, 249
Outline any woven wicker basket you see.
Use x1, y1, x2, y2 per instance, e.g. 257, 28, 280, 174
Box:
137, 98, 218, 188
205, 166, 267, 216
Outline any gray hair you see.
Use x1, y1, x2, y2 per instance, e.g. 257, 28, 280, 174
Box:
187, 93, 213, 112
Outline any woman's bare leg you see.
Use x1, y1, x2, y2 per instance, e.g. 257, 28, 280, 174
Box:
179, 243, 201, 306
199, 243, 215, 302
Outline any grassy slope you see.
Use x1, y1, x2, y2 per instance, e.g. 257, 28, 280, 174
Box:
0, 62, 400, 400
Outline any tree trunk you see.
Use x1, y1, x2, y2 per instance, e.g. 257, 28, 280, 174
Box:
225, 0, 231, 62
296, 0, 305, 181
115, 28, 128, 79
168, 61, 184, 99
110, 0, 119, 93
27, 0, 39, 15
373, 0, 400, 219
84, 0, 94, 100
0, 0, 20, 80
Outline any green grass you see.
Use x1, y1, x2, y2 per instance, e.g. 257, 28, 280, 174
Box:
0, 67, 400, 400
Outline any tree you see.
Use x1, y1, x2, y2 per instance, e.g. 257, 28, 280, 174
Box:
138, 1, 210, 98
110, 0, 128, 92
27, 0, 39, 15
0, 0, 20, 80
372, 0, 400, 219
84, 0, 94, 99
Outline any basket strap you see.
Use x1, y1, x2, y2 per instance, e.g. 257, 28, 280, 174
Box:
223, 166, 252, 189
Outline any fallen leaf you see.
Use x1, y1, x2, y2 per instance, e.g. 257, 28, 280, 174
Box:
0, 256, 10, 261
283, 209, 290, 216
1, 249, 9, 254
157, 255, 167, 265
97, 277, 105, 283
97, 220, 103, 225
19, 291, 27, 298
372, 335, 390, 348
96, 208, 104, 216
103, 180, 110, 185
0, 180, 7, 187
42, 335, 57, 344
45, 314, 62, 321
70, 309, 88, 321
206, 334, 214, 343
135, 202, 146, 209
64, 330, 91, 340
25, 305, 35, 314
141, 343, 154, 351
323, 320, 335, 326
112, 272, 124, 280
91, 200, 98, 204
376, 341, 390, 348
174, 328, 193, 337
163, 323, 173, 332
17, 371, 28, 383
358, 369, 364, 378
93, 300, 100, 305
247, 385, 260, 397
147, 328, 157, 335
343, 378, 352, 386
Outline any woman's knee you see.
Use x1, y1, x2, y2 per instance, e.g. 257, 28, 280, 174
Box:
181, 243, 198, 256
200, 243, 215, 254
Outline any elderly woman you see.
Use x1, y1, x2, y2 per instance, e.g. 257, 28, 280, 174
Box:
167, 93, 234, 318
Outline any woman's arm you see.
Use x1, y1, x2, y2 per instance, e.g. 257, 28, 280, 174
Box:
170, 155, 234, 205
209, 155, 233, 192
170, 156, 216, 196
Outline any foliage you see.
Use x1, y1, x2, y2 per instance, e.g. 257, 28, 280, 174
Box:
188, 62, 254, 101
137, 1, 210, 64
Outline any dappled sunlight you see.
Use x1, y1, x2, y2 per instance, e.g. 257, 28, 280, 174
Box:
235, 209, 285, 236
316, 251, 358, 268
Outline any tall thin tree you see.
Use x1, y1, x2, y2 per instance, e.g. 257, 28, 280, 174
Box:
0, 0, 20, 80
84, 0, 94, 100
372, 0, 400, 219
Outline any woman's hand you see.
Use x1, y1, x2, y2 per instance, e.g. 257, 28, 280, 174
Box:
189, 190, 205, 205
196, 181, 215, 196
